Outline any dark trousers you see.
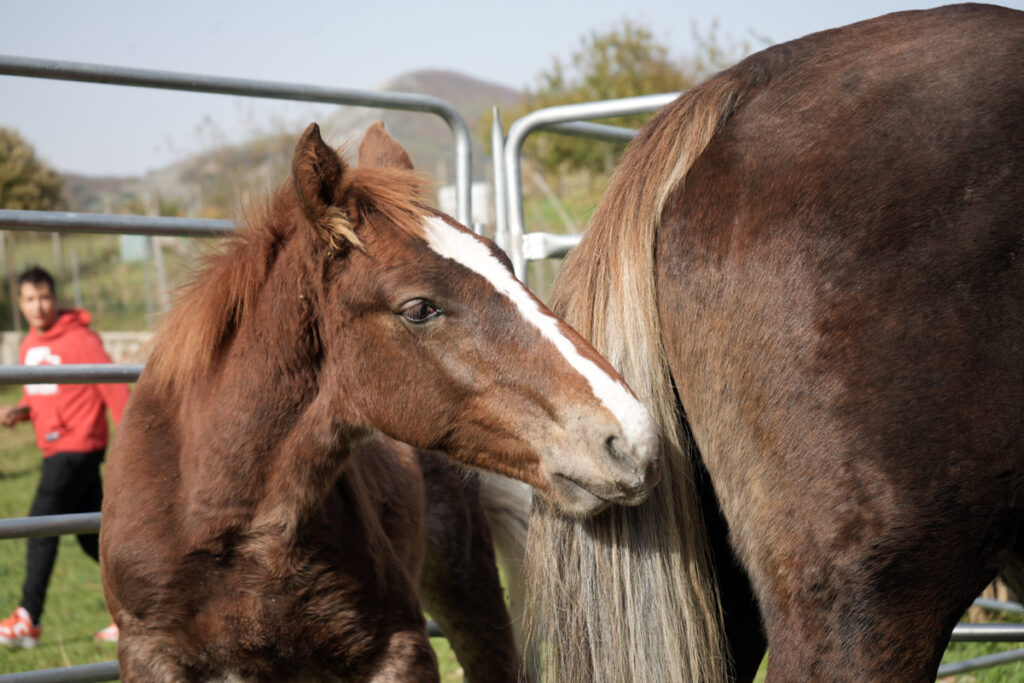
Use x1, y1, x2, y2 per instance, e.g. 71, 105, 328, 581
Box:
20, 449, 105, 624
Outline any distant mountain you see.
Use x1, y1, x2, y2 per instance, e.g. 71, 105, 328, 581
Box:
322, 70, 521, 182
63, 70, 524, 215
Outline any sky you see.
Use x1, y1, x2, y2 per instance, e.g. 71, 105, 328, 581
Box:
3, 0, 1022, 177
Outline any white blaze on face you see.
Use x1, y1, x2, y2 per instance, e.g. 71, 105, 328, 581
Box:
420, 215, 655, 449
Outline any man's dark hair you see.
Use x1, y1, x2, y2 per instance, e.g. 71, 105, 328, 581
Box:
17, 266, 56, 295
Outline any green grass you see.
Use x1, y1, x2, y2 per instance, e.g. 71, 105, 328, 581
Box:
0, 384, 116, 674
750, 633, 1024, 682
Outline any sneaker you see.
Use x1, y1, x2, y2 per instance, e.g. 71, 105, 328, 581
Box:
93, 622, 118, 643
0, 607, 41, 648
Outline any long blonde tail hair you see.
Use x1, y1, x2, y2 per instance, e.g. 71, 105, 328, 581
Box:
524, 70, 759, 682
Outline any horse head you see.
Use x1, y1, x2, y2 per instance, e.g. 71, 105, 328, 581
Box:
292, 122, 660, 516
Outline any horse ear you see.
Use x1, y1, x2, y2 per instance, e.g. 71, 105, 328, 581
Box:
358, 121, 414, 170
292, 122, 347, 223
292, 123, 363, 251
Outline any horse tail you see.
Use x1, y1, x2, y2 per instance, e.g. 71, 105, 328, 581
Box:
477, 472, 535, 673
524, 67, 765, 683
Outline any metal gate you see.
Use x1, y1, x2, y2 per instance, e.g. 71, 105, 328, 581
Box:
0, 54, 473, 682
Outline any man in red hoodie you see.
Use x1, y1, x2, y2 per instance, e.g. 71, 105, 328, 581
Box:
0, 266, 129, 649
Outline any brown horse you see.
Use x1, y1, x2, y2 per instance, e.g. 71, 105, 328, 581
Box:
99, 122, 659, 681
526, 4, 1024, 681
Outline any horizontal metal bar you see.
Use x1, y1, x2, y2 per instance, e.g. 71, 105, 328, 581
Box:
513, 93, 680, 129
937, 647, 1024, 677
0, 210, 234, 237
973, 597, 1024, 614
522, 232, 583, 261
542, 121, 638, 143
0, 54, 455, 114
0, 513, 100, 540
0, 623, 445, 681
0, 661, 119, 683
950, 623, 1024, 642
0, 364, 144, 384
0, 55, 473, 226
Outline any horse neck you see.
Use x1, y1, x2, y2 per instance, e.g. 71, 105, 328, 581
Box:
177, 260, 361, 544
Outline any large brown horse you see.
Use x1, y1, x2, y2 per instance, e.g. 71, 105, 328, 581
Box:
99, 122, 659, 681
526, 4, 1024, 681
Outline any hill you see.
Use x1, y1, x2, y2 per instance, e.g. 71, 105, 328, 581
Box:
62, 70, 523, 217
323, 69, 522, 183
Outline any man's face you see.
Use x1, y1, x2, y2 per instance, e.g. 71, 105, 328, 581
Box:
18, 282, 57, 332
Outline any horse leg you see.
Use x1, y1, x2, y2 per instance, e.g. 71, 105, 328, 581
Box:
116, 633, 190, 682
691, 436, 766, 682
416, 451, 521, 683
1000, 530, 1024, 601
743, 501, 1016, 682
363, 629, 440, 683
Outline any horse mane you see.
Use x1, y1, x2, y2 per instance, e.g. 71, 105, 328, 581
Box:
524, 60, 772, 682
144, 163, 430, 396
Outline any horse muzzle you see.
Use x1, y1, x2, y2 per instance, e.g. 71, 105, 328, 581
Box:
539, 412, 662, 517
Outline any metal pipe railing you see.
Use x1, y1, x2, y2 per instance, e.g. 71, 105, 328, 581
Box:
948, 623, 1024, 642
501, 93, 679, 281
490, 109, 509, 252
972, 597, 1024, 614
543, 120, 640, 143
489, 116, 636, 254
0, 364, 144, 384
0, 622, 447, 682
0, 661, 120, 683
0, 55, 474, 227
0, 211, 233, 237
937, 647, 1024, 677
0, 513, 101, 540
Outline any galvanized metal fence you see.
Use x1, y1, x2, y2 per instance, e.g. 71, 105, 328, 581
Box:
1, 57, 1022, 680
0, 54, 475, 682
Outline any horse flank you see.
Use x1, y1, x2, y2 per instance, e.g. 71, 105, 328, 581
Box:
525, 67, 768, 682
144, 165, 431, 397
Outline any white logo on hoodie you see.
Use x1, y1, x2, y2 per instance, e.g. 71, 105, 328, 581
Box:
24, 345, 60, 396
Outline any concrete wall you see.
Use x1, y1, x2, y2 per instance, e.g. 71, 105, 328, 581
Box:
1, 331, 152, 367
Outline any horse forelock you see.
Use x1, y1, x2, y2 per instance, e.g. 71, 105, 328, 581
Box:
144, 165, 431, 396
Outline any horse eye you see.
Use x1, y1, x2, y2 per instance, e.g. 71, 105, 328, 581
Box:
400, 300, 443, 324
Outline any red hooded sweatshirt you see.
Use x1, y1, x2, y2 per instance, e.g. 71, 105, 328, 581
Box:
16, 309, 130, 457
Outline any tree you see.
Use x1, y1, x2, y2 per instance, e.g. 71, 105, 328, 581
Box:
516, 20, 755, 178
504, 20, 758, 301
0, 127, 64, 211
0, 128, 66, 331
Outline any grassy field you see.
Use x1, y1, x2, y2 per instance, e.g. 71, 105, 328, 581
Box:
0, 385, 116, 674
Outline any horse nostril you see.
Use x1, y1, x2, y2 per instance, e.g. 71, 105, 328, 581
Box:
605, 436, 633, 470
606, 435, 645, 481
603, 434, 659, 502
